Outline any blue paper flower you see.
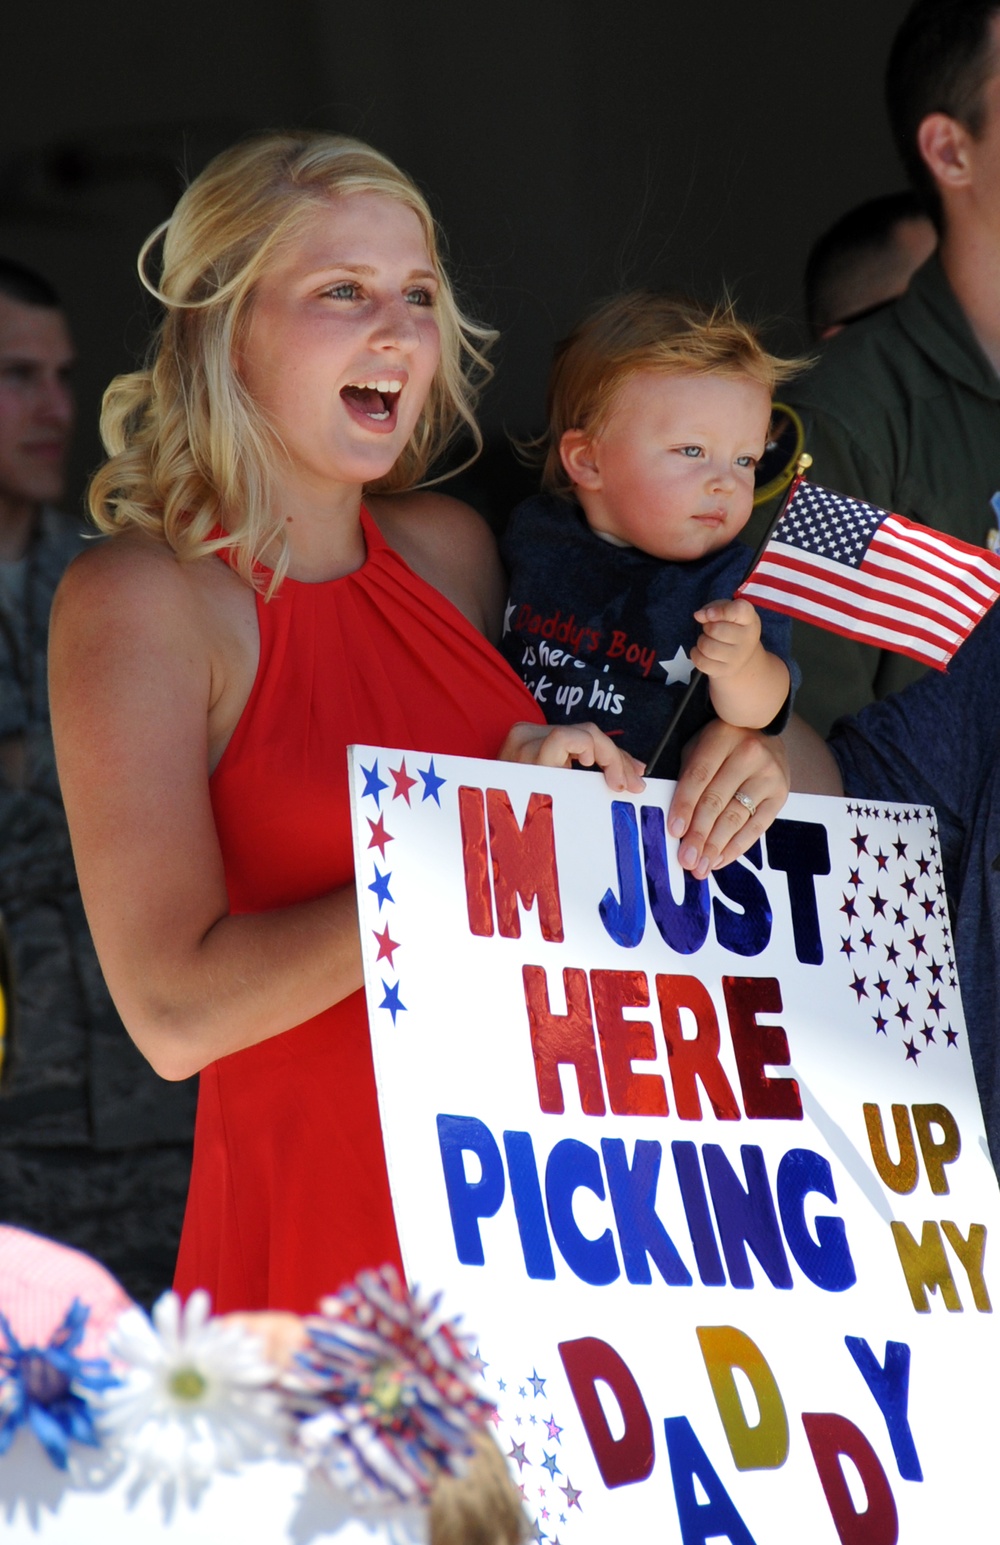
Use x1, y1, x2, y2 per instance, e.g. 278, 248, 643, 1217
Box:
0, 1299, 118, 1469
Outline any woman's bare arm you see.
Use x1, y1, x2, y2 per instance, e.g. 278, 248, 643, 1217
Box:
49, 541, 363, 1083
783, 712, 845, 795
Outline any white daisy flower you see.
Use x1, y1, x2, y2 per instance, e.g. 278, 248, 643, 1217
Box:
100, 1289, 287, 1508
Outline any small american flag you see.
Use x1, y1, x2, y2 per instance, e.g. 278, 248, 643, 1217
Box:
737, 479, 1000, 669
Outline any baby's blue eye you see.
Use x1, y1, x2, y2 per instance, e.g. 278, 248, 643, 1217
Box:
680, 445, 703, 458
736, 454, 757, 468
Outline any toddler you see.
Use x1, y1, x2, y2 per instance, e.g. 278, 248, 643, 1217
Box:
501, 292, 801, 778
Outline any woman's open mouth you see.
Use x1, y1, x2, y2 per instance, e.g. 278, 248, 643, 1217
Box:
340, 379, 403, 431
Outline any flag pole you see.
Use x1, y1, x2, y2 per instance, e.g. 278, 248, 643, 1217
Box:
645, 451, 813, 779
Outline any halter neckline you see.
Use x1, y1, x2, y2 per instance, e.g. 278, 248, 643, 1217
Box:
209, 506, 382, 588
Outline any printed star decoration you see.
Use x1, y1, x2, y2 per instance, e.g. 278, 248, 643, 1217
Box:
373, 924, 399, 966
508, 1439, 530, 1472
560, 1478, 582, 1510
659, 646, 694, 685
482, 1360, 580, 1541
367, 814, 393, 858
840, 804, 958, 1063
360, 760, 388, 807
379, 980, 406, 1025
418, 759, 446, 805
368, 866, 394, 910
389, 759, 418, 804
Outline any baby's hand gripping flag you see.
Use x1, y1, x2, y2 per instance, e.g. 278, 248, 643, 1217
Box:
736, 478, 1000, 669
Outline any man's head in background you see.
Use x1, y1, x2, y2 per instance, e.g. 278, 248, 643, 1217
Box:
804, 192, 936, 340
0, 260, 75, 547
887, 0, 1000, 235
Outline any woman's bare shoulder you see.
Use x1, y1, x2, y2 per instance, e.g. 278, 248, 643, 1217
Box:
52, 532, 237, 648
56, 533, 190, 617
369, 491, 505, 639
371, 489, 497, 560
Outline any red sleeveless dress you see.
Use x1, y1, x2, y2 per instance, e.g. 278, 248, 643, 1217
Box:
173, 510, 543, 1313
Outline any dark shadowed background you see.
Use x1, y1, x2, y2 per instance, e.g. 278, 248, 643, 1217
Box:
2, 0, 913, 523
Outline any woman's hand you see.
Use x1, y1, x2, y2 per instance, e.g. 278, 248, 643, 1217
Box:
499, 721, 646, 794
667, 720, 789, 877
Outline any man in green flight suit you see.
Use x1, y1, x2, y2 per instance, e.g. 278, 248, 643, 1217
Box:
748, 0, 1000, 734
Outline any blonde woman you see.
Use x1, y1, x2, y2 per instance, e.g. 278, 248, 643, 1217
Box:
50, 133, 784, 1312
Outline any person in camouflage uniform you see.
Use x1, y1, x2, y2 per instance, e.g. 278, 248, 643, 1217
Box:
0, 259, 195, 1305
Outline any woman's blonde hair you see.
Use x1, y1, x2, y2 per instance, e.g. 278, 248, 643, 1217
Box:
88, 132, 497, 593
540, 291, 804, 497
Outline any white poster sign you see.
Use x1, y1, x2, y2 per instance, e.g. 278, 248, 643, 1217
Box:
349, 746, 1000, 1545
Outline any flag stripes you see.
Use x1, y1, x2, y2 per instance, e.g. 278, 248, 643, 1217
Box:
737, 485, 1000, 670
